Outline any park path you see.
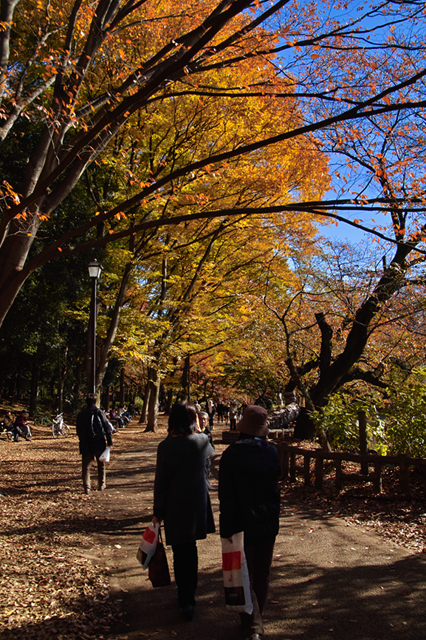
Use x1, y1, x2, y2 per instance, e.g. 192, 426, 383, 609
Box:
88, 427, 426, 640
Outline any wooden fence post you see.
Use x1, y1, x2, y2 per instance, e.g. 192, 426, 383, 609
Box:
315, 453, 323, 489
280, 445, 289, 480
304, 454, 311, 486
373, 460, 382, 493
398, 454, 410, 493
335, 458, 343, 492
278, 443, 421, 496
290, 451, 297, 482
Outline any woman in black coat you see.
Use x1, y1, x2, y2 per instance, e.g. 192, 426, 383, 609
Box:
153, 402, 215, 621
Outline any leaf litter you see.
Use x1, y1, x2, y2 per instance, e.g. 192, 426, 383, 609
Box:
282, 456, 426, 553
0, 414, 155, 639
3, 416, 426, 638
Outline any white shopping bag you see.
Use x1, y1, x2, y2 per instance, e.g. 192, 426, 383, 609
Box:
99, 446, 110, 463
221, 532, 253, 614
136, 521, 160, 569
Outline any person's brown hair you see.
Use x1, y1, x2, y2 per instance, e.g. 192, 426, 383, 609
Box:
168, 402, 197, 436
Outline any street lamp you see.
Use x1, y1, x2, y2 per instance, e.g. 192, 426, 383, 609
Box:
88, 259, 102, 394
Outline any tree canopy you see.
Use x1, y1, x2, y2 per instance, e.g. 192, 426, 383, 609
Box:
1, 0, 426, 444
1, 0, 426, 324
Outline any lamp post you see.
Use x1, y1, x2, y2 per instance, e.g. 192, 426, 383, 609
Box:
87, 259, 102, 394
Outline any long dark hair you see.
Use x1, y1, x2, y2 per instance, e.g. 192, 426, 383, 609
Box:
168, 402, 197, 436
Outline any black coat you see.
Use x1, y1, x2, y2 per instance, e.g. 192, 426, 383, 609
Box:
76, 405, 112, 456
153, 432, 215, 546
219, 436, 281, 544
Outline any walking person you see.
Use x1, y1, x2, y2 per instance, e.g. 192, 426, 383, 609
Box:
223, 402, 229, 424
152, 401, 215, 621
206, 399, 216, 428
197, 410, 215, 489
229, 400, 238, 430
76, 393, 112, 494
219, 405, 280, 640
216, 401, 224, 423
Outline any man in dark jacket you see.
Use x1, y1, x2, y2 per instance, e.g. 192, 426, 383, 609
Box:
76, 394, 112, 494
219, 405, 280, 640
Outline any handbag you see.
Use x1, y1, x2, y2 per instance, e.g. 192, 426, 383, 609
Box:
221, 532, 253, 614
136, 521, 159, 569
148, 529, 171, 588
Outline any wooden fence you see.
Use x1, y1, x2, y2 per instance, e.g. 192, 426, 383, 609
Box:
277, 442, 426, 493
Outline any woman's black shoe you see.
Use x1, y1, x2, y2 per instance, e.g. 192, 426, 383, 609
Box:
181, 605, 194, 621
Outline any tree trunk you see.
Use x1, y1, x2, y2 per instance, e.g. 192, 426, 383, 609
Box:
70, 363, 81, 410
145, 369, 160, 432
29, 359, 40, 417
104, 384, 110, 411
96, 262, 133, 388
0, 226, 40, 328
310, 251, 410, 408
286, 356, 330, 449
57, 343, 68, 414
139, 379, 151, 424
293, 408, 316, 440
119, 367, 125, 406
10, 370, 17, 404
164, 388, 174, 415
181, 356, 190, 400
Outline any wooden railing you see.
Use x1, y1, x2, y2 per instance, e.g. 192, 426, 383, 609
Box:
277, 442, 426, 493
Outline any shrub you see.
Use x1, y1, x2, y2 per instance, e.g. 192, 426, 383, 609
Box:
310, 368, 426, 457
310, 394, 386, 453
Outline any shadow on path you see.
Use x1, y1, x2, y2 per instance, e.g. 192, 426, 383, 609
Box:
88, 433, 426, 640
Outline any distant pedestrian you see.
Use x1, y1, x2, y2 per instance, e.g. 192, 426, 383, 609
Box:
229, 400, 238, 430
197, 410, 214, 488
76, 394, 112, 494
216, 401, 224, 423
223, 402, 229, 424
219, 405, 281, 640
206, 399, 216, 428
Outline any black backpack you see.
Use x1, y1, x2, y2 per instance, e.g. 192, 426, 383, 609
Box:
90, 410, 105, 442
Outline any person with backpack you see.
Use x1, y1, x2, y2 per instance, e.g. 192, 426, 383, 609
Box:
76, 393, 113, 494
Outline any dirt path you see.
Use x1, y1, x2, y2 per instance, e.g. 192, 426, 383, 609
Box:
87, 427, 426, 640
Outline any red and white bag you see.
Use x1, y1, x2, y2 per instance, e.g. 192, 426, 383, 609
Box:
136, 521, 160, 569
221, 532, 253, 614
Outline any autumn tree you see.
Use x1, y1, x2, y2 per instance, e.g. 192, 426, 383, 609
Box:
0, 0, 426, 336
78, 63, 328, 398
260, 232, 426, 439
117, 182, 322, 430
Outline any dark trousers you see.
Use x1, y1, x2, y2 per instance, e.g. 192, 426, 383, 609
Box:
240, 537, 276, 638
172, 541, 198, 608
82, 452, 106, 490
